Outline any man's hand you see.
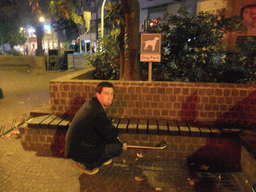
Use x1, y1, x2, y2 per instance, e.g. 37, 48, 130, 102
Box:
122, 143, 127, 151
117, 137, 127, 151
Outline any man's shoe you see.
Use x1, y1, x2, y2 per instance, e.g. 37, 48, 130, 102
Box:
75, 162, 99, 175
103, 159, 112, 165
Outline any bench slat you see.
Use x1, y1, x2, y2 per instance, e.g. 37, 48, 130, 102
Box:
117, 118, 129, 133
158, 119, 169, 135
177, 121, 190, 136
127, 118, 138, 133
58, 116, 73, 129
49, 115, 67, 129
221, 127, 242, 133
222, 128, 230, 132
138, 119, 147, 134
204, 121, 222, 137
28, 115, 51, 128
148, 119, 158, 134
40, 114, 58, 128
200, 127, 212, 137
229, 128, 242, 133
168, 120, 179, 135
186, 121, 201, 137
112, 118, 120, 127
195, 121, 211, 137
211, 129, 223, 136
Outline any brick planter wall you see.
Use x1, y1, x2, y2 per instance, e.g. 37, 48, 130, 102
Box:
18, 68, 256, 186
50, 68, 256, 125
19, 124, 207, 158
19, 123, 256, 185
0, 56, 46, 72
19, 124, 67, 157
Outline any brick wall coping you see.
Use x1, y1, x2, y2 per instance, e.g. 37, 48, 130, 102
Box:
50, 68, 96, 82
51, 68, 256, 89
49, 68, 256, 125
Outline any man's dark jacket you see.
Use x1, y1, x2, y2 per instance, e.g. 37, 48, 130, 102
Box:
65, 97, 120, 164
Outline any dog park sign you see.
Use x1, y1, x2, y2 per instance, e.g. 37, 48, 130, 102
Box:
140, 33, 161, 81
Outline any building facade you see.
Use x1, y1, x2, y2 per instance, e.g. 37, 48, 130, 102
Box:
25, 0, 256, 55
79, 0, 201, 54
78, 0, 256, 53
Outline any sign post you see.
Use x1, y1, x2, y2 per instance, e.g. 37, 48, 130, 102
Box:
140, 33, 161, 81
149, 62, 152, 82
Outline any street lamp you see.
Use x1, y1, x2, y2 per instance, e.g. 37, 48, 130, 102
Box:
101, 0, 107, 38
39, 16, 45, 23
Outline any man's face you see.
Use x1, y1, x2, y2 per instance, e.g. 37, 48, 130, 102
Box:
96, 87, 114, 108
251, 6, 256, 21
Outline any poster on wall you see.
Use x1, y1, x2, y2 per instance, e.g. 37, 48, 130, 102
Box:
236, 4, 256, 46
240, 4, 256, 36
196, 0, 256, 48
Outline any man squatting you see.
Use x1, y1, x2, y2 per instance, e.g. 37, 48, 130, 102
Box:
65, 82, 127, 175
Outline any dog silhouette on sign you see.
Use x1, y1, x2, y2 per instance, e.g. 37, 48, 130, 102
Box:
143, 37, 160, 51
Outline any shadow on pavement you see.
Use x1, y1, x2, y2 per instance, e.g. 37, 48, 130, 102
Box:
78, 154, 156, 192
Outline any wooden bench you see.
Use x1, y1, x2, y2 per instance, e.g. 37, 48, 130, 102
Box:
27, 114, 72, 129
21, 112, 256, 187
22, 113, 256, 176
27, 114, 242, 137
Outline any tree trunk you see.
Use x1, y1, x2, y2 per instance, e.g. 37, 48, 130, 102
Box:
120, 0, 141, 81
36, 25, 44, 56
119, 24, 125, 79
1, 41, 4, 53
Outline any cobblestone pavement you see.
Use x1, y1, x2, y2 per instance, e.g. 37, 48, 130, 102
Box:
0, 134, 196, 192
0, 69, 195, 192
0, 70, 79, 135
0, 70, 249, 192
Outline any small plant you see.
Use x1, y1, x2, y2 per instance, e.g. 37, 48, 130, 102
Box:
235, 36, 256, 83
84, 0, 122, 80
146, 11, 246, 83
47, 54, 66, 70
85, 29, 120, 80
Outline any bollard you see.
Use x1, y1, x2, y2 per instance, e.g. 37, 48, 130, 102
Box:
0, 88, 3, 99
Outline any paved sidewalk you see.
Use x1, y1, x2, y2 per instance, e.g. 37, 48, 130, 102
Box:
0, 69, 196, 192
0, 70, 250, 192
0, 70, 79, 135
0, 132, 196, 192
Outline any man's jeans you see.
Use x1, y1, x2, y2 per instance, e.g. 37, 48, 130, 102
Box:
81, 142, 123, 170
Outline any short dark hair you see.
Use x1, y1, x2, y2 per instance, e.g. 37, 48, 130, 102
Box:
240, 4, 256, 18
96, 82, 114, 93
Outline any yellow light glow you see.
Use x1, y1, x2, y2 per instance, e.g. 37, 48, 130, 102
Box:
39, 17, 45, 22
